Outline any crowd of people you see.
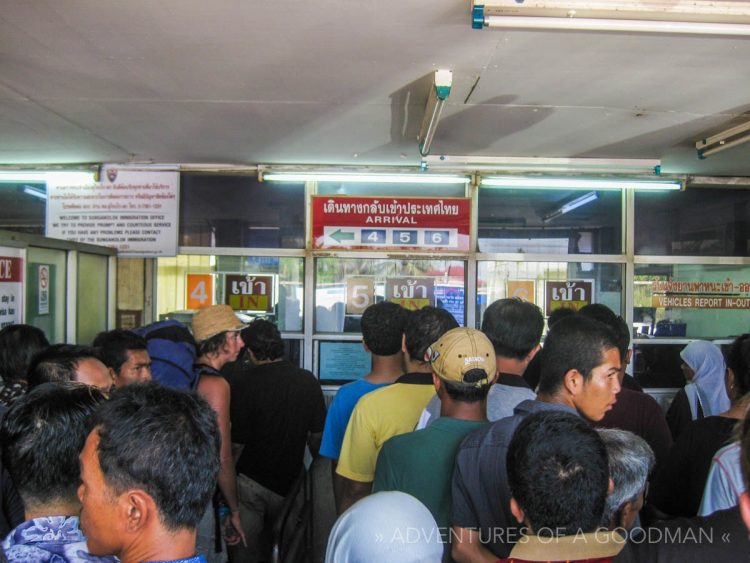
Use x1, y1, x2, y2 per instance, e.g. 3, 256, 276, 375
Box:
0, 298, 747, 563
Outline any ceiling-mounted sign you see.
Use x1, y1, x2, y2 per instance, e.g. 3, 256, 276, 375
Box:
386, 277, 435, 311
0, 247, 24, 328
46, 165, 179, 257
545, 280, 595, 314
311, 196, 471, 251
224, 274, 274, 312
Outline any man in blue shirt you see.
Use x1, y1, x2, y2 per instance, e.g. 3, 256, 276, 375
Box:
1, 382, 116, 563
320, 301, 408, 507
78, 383, 221, 563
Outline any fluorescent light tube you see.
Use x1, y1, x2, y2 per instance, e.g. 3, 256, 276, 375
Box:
483, 15, 750, 35
0, 171, 95, 185
696, 120, 750, 158
22, 185, 47, 200
543, 191, 598, 223
418, 69, 453, 157
423, 155, 661, 175
560, 191, 599, 213
263, 172, 469, 184
480, 177, 681, 190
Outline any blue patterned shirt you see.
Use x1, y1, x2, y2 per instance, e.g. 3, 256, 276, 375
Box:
2, 515, 117, 562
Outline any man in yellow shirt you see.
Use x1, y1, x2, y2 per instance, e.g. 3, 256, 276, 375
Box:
336, 306, 459, 514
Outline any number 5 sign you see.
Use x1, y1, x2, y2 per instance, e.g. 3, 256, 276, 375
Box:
346, 277, 374, 315
186, 274, 214, 309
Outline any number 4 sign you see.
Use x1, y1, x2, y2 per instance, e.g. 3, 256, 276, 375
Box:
186, 274, 214, 309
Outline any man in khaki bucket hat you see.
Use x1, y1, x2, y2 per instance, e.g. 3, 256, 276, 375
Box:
193, 304, 247, 560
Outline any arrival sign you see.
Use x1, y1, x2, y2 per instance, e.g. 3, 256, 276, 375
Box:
311, 196, 471, 251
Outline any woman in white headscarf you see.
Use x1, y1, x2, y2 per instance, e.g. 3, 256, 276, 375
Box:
325, 491, 443, 563
666, 340, 729, 441
651, 336, 748, 518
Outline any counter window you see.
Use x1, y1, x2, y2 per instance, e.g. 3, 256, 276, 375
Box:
157, 255, 304, 333
314, 257, 466, 333
634, 263, 750, 340
179, 174, 305, 248
634, 188, 750, 257
477, 261, 623, 328
477, 188, 622, 254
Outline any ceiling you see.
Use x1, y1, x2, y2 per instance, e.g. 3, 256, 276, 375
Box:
2, 1, 750, 175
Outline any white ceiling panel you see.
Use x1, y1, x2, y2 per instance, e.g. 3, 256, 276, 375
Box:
1, 0, 750, 173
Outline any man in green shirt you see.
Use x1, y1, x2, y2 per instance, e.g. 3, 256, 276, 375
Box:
373, 328, 495, 549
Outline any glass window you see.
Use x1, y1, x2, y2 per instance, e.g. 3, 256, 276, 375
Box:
317, 340, 372, 383
157, 255, 304, 333
632, 343, 687, 389
477, 188, 622, 254
634, 188, 750, 256
477, 261, 623, 328
634, 263, 750, 339
314, 258, 466, 333
0, 182, 46, 235
26, 247, 67, 342
632, 341, 733, 392
179, 174, 305, 248
77, 253, 109, 344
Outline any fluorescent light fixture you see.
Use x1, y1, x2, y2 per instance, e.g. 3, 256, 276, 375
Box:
472, 1, 750, 36
480, 177, 682, 190
22, 185, 47, 200
543, 191, 598, 223
418, 69, 452, 157
263, 172, 469, 184
0, 171, 95, 186
695, 120, 750, 158
482, 15, 750, 35
423, 155, 661, 174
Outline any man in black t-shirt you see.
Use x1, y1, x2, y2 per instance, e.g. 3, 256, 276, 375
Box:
229, 319, 326, 563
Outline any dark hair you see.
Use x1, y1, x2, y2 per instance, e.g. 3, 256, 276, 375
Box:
507, 410, 609, 535
197, 331, 230, 357
93, 383, 220, 530
481, 298, 544, 360
27, 344, 100, 389
404, 306, 459, 363
727, 333, 750, 398
742, 409, 750, 492
537, 316, 619, 396
443, 378, 492, 403
1, 382, 106, 507
547, 307, 576, 328
241, 319, 284, 361
360, 302, 408, 356
93, 330, 147, 375
0, 324, 49, 384
578, 304, 630, 360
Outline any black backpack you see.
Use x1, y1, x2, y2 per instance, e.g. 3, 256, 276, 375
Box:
134, 320, 200, 390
